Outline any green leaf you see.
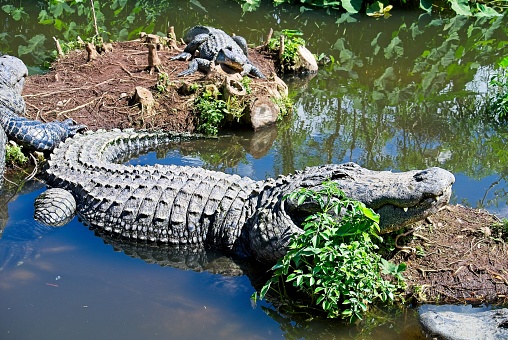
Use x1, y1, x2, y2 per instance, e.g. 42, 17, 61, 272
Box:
259, 281, 271, 299
341, 0, 362, 13
420, 0, 433, 12
18, 34, 46, 56
449, 0, 472, 16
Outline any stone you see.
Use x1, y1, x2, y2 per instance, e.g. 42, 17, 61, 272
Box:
420, 306, 508, 340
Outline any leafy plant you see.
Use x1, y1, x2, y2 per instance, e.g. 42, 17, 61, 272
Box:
268, 29, 306, 73
271, 95, 293, 120
253, 181, 406, 322
156, 72, 172, 93
241, 76, 252, 95
5, 142, 28, 166
486, 66, 508, 121
492, 218, 508, 241
236, 0, 503, 16
194, 86, 227, 136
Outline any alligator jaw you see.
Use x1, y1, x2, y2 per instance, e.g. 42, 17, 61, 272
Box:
281, 163, 455, 234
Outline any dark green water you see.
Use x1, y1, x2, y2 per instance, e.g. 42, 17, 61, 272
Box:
0, 1, 507, 338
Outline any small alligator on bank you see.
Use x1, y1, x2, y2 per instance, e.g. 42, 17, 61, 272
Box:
0, 55, 86, 189
35, 129, 455, 264
171, 25, 266, 79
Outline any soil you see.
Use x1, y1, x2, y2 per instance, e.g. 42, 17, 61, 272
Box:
17, 40, 508, 305
389, 205, 508, 305
22, 40, 277, 132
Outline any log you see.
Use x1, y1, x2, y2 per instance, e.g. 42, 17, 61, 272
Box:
248, 97, 279, 131
147, 43, 161, 74
85, 42, 99, 62
222, 75, 247, 101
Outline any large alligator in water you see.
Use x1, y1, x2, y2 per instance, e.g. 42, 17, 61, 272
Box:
35, 129, 455, 264
0, 55, 86, 188
170, 25, 266, 79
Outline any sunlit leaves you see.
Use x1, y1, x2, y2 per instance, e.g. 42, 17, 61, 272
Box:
255, 181, 403, 321
341, 0, 362, 13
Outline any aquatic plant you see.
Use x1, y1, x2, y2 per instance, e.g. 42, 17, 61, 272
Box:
486, 63, 508, 121
5, 142, 29, 166
237, 0, 504, 16
253, 181, 406, 322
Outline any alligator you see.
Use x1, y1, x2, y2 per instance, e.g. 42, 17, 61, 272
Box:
35, 129, 455, 264
0, 55, 86, 189
171, 25, 266, 79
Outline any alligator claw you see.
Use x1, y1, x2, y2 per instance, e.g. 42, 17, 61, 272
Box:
170, 52, 192, 61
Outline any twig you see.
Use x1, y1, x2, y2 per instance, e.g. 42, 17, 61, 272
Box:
418, 267, 454, 278
114, 62, 133, 76
395, 228, 416, 253
90, 0, 99, 38
53, 37, 64, 58
486, 269, 508, 285
54, 98, 97, 117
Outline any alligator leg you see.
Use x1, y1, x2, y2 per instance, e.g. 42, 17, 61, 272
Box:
232, 35, 249, 57
171, 33, 210, 62
177, 58, 212, 77
242, 63, 266, 79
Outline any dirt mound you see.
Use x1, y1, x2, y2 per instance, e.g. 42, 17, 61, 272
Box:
390, 205, 508, 304
22, 40, 277, 132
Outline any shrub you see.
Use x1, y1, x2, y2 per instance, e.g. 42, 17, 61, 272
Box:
253, 181, 406, 322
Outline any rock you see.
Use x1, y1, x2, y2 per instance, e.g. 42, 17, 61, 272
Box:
248, 97, 279, 130
419, 306, 508, 340
293, 45, 318, 73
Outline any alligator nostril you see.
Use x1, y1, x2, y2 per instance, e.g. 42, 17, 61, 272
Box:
413, 170, 428, 182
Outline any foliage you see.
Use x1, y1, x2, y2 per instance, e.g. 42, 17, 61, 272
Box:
253, 181, 405, 322
156, 72, 172, 93
236, 0, 504, 16
241, 76, 252, 95
268, 29, 306, 73
5, 142, 29, 166
492, 218, 508, 241
194, 86, 226, 136
486, 65, 508, 121
272, 95, 294, 120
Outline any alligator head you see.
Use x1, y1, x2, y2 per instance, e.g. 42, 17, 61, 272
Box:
241, 162, 455, 263
216, 47, 248, 72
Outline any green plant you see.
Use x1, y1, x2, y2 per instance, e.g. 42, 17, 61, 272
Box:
487, 67, 508, 121
268, 29, 306, 72
241, 76, 252, 94
272, 95, 293, 120
237, 0, 503, 16
253, 181, 406, 322
195, 86, 226, 136
5, 142, 28, 166
492, 218, 508, 241
224, 96, 245, 122
156, 72, 172, 93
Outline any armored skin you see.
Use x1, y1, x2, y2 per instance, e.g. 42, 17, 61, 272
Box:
171, 25, 266, 79
37, 129, 455, 264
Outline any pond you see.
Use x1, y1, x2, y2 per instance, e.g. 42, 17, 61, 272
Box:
1, 1, 507, 338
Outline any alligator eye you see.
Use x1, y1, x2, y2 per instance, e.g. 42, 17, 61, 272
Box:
330, 171, 350, 181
